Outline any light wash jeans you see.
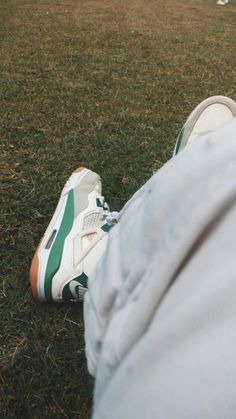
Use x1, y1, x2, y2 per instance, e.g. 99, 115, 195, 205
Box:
85, 118, 236, 419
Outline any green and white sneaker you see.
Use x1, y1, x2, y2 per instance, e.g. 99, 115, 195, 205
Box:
30, 167, 118, 303
173, 96, 236, 155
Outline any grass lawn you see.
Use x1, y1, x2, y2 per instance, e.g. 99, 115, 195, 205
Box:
1, 0, 236, 417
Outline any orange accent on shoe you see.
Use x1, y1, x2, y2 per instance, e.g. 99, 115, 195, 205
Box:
29, 241, 41, 301
74, 167, 85, 173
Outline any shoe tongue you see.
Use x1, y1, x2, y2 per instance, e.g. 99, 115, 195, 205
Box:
62, 274, 88, 302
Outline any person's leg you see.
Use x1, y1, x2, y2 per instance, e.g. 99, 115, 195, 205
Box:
85, 95, 236, 376
29, 96, 236, 304
84, 98, 236, 418
30, 96, 236, 417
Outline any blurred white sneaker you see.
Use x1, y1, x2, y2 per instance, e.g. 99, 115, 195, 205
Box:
174, 96, 236, 155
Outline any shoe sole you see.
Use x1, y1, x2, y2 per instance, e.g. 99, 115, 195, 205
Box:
173, 96, 236, 155
29, 167, 91, 302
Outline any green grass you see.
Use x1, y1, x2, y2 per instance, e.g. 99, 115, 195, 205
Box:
1, 0, 236, 417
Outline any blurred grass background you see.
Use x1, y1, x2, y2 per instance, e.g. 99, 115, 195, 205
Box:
1, 0, 236, 417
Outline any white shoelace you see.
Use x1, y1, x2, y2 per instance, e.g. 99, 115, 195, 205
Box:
103, 210, 120, 225
98, 196, 120, 225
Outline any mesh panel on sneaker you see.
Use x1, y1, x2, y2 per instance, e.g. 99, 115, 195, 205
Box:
82, 213, 102, 230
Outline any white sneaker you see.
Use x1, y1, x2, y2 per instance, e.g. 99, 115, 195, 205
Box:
216, 0, 226, 5
173, 96, 236, 155
29, 167, 118, 302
